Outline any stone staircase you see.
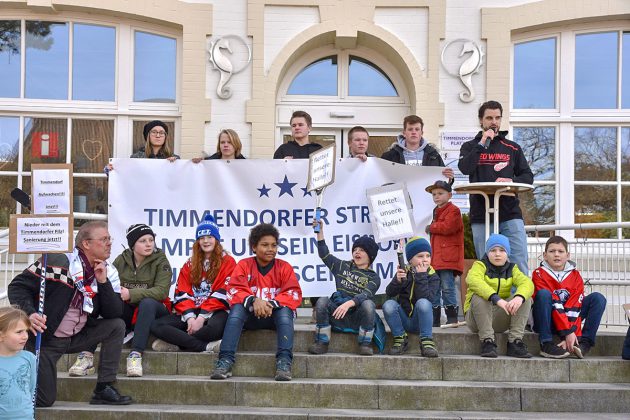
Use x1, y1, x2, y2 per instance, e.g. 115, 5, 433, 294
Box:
36, 323, 630, 419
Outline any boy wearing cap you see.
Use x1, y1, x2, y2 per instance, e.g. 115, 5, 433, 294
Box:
308, 221, 381, 356
212, 223, 302, 381
464, 234, 534, 358
383, 237, 440, 356
69, 223, 172, 378
425, 180, 464, 327
532, 235, 607, 359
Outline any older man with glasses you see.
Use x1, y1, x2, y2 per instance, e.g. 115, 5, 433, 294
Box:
8, 220, 133, 407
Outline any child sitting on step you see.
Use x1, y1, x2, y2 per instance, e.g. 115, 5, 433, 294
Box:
308, 220, 381, 356
532, 235, 607, 359
382, 237, 440, 356
464, 234, 534, 358
211, 223, 302, 381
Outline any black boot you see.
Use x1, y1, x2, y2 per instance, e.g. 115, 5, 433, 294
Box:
432, 306, 441, 327
445, 305, 459, 325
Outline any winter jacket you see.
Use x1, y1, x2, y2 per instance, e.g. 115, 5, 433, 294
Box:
386, 266, 440, 316
458, 130, 533, 224
380, 135, 446, 167
112, 248, 172, 305
226, 257, 302, 311
532, 260, 585, 338
464, 255, 534, 313
173, 253, 236, 320
205, 152, 246, 160
427, 202, 464, 274
8, 252, 122, 339
273, 141, 322, 159
317, 240, 380, 307
130, 146, 180, 159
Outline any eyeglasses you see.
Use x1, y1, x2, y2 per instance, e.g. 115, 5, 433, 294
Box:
149, 130, 167, 137
88, 236, 113, 244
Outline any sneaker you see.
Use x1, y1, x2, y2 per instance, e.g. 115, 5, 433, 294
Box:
126, 352, 143, 377
122, 331, 134, 345
210, 358, 233, 380
480, 338, 498, 358
390, 334, 409, 355
358, 343, 373, 356
308, 340, 329, 355
204, 339, 222, 354
572, 345, 584, 359
274, 358, 292, 381
89, 384, 133, 405
539, 341, 570, 359
420, 338, 438, 358
578, 339, 593, 357
506, 339, 532, 358
151, 339, 179, 352
69, 352, 95, 377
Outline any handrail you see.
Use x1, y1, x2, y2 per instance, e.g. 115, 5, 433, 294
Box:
525, 222, 630, 233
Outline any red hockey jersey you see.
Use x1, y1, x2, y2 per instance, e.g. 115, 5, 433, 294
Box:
226, 257, 302, 311
532, 261, 584, 337
172, 253, 236, 317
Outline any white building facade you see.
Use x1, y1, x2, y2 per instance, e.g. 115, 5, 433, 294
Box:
0, 0, 629, 239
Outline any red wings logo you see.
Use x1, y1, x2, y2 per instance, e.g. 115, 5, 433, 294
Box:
494, 161, 508, 172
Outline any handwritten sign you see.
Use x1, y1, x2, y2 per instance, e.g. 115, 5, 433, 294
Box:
366, 183, 414, 242
307, 144, 336, 191
31, 164, 73, 214
9, 215, 73, 253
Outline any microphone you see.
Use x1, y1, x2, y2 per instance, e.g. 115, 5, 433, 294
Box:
10, 187, 31, 211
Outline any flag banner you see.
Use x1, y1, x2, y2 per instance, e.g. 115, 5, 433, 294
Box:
108, 158, 443, 297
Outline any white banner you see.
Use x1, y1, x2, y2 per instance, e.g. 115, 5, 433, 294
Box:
108, 158, 444, 297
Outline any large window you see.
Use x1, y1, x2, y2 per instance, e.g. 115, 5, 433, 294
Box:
285, 52, 399, 98
512, 27, 630, 239
0, 16, 180, 226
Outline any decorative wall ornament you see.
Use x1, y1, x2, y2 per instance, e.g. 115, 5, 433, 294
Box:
209, 35, 252, 99
440, 39, 484, 103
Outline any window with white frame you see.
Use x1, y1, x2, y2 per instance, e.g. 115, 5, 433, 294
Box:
512, 27, 630, 239
0, 16, 180, 226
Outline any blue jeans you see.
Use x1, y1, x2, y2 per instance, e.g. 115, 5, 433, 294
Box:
382, 298, 433, 339
218, 304, 294, 364
432, 270, 458, 307
472, 218, 528, 275
623, 327, 630, 360
533, 289, 606, 344
314, 296, 376, 332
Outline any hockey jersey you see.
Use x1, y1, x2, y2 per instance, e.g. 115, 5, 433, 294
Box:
172, 252, 236, 319
532, 260, 584, 337
226, 257, 302, 311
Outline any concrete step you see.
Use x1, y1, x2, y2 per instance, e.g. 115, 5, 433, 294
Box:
57, 351, 630, 383
53, 374, 630, 413
35, 403, 630, 420
237, 324, 627, 357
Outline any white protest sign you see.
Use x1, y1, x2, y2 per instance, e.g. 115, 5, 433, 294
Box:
366, 183, 415, 242
307, 144, 336, 191
108, 158, 443, 296
9, 215, 73, 253
31, 164, 73, 214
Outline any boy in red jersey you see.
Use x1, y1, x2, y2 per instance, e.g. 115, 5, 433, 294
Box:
211, 223, 302, 381
532, 235, 606, 359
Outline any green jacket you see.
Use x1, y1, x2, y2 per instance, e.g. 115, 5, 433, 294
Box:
113, 249, 172, 304
464, 255, 534, 313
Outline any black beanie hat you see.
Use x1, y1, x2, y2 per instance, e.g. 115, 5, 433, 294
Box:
126, 224, 155, 249
352, 235, 379, 264
143, 120, 168, 141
